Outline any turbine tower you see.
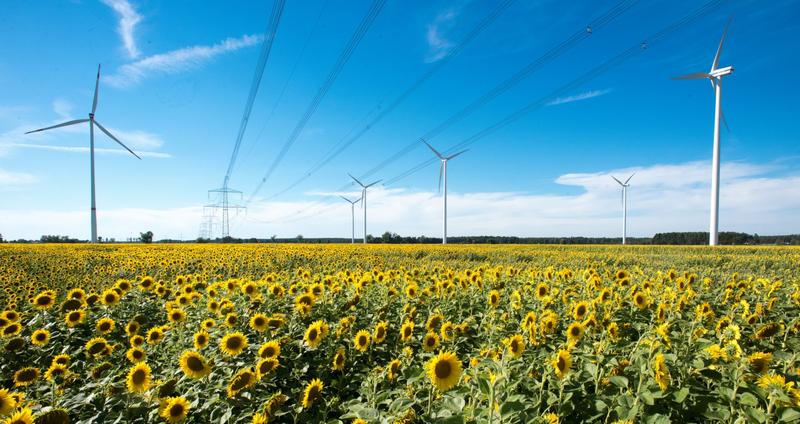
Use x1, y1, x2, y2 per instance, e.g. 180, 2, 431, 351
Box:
611, 173, 635, 245
673, 18, 733, 246
421, 139, 467, 244
348, 174, 381, 244
339, 195, 361, 244
25, 64, 141, 243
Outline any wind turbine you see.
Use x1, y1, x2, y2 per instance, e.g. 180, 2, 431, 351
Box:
339, 195, 361, 244
421, 139, 467, 244
673, 19, 733, 246
610, 173, 635, 245
348, 174, 381, 244
25, 64, 141, 243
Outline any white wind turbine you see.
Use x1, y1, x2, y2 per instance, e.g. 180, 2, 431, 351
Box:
348, 174, 381, 244
421, 139, 467, 244
339, 195, 362, 244
610, 173, 635, 245
673, 18, 733, 246
25, 64, 141, 243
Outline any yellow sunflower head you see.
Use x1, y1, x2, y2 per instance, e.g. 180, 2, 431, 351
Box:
160, 396, 190, 423
220, 332, 248, 357
301, 378, 324, 409
426, 351, 462, 391
353, 330, 371, 352
126, 362, 152, 394
553, 349, 572, 380
179, 351, 211, 379
258, 340, 281, 359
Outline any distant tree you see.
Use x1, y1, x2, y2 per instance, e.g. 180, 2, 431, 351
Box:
139, 231, 154, 243
271, 235, 277, 243
0, 233, 3, 242
296, 234, 304, 242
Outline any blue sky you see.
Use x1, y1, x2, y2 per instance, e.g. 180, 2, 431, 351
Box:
1, 0, 799, 240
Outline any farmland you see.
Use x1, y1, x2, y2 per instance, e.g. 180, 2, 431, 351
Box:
1, 244, 799, 423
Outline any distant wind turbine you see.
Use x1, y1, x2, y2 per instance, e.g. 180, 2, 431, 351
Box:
610, 173, 635, 245
421, 139, 467, 244
348, 174, 381, 244
25, 64, 141, 243
673, 18, 734, 246
339, 195, 361, 244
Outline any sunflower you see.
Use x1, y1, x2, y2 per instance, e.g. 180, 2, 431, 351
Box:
573, 301, 590, 321
167, 308, 186, 323
304, 322, 325, 349
52, 354, 70, 367
487, 290, 501, 308
426, 351, 462, 391
632, 291, 649, 309
552, 349, 572, 380
146, 327, 165, 345
31, 329, 50, 347
2, 322, 22, 337
227, 369, 256, 398
755, 323, 781, 339
179, 351, 211, 379
96, 317, 115, 334
653, 353, 670, 391
353, 330, 371, 352
607, 322, 620, 342
32, 292, 56, 310
426, 313, 444, 332
256, 358, 279, 379
536, 283, 549, 299
521, 312, 537, 331
64, 310, 85, 327
44, 363, 68, 382
440, 321, 455, 342
220, 332, 248, 356
85, 337, 109, 356
253, 413, 268, 424
3, 407, 34, 424
130, 334, 145, 347
422, 332, 440, 352
126, 320, 141, 336
566, 322, 584, 344
504, 334, 525, 358
126, 362, 152, 394
400, 320, 414, 343
0, 388, 18, 415
387, 359, 401, 381
748, 352, 772, 374
374, 321, 388, 344
160, 396, 190, 423
258, 340, 281, 359
126, 346, 146, 363
100, 289, 120, 306
249, 313, 269, 332
301, 378, 324, 409
193, 330, 210, 350
224, 313, 238, 327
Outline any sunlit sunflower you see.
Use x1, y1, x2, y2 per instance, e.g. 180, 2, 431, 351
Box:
126, 320, 141, 336
249, 313, 269, 332
653, 353, 670, 391
220, 332, 248, 357
167, 308, 186, 323
632, 291, 649, 309
146, 327, 165, 345
44, 363, 68, 382
422, 332, 440, 352
100, 289, 120, 306
64, 310, 85, 327
227, 369, 257, 398
126, 362, 152, 394
400, 320, 414, 343
12, 367, 39, 388
552, 349, 572, 380
2, 322, 22, 337
30, 329, 50, 347
573, 301, 590, 321
387, 359, 402, 381
426, 351, 462, 391
256, 358, 279, 379
179, 351, 211, 379
52, 354, 70, 367
373, 321, 388, 344
126, 346, 146, 363
0, 388, 18, 415
96, 317, 115, 335
304, 321, 325, 348
607, 322, 620, 342
301, 378, 324, 409
258, 340, 281, 359
160, 396, 190, 423
566, 322, 584, 344
3, 407, 34, 424
32, 292, 56, 310
193, 330, 210, 350
331, 348, 346, 371
748, 352, 772, 374
504, 334, 525, 358
130, 334, 145, 347
440, 321, 455, 342
536, 283, 549, 299
487, 290, 501, 308
353, 330, 371, 352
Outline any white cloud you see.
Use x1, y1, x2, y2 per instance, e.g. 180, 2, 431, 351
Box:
0, 168, 38, 190
101, 0, 143, 59
548, 89, 612, 106
425, 9, 459, 63
104, 34, 263, 87
52, 98, 73, 119
2, 160, 798, 240
2, 142, 170, 158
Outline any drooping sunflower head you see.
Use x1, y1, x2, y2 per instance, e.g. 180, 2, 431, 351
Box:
553, 349, 572, 380
331, 348, 346, 371
220, 332, 248, 357
426, 351, 462, 392
748, 352, 772, 374
227, 369, 257, 398
179, 351, 211, 379
301, 378, 324, 409
257, 358, 280, 379
374, 321, 388, 343
653, 353, 670, 391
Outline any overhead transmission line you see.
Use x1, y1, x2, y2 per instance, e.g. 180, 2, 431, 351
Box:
382, 0, 729, 186
357, 0, 640, 182
248, 0, 388, 203
266, 0, 729, 226
266, 0, 519, 200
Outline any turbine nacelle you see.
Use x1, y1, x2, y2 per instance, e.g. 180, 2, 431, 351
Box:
709, 66, 733, 78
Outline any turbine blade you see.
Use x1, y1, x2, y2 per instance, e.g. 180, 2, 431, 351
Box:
348, 173, 365, 187
25, 119, 89, 134
720, 109, 730, 132
610, 175, 624, 186
438, 162, 443, 194
624, 172, 636, 185
360, 189, 365, 208
365, 179, 382, 188
671, 72, 711, 80
93, 120, 141, 159
621, 187, 624, 207
445, 149, 469, 160
339, 195, 351, 203
421, 138, 444, 159
711, 17, 732, 71
92, 64, 101, 115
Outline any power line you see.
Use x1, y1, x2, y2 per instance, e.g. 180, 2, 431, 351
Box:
248, 0, 388, 202
265, 0, 519, 200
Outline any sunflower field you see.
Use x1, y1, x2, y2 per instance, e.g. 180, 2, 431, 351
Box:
1, 244, 799, 424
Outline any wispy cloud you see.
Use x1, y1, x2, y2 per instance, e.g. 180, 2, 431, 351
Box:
52, 98, 74, 119
2, 142, 170, 158
548, 89, 612, 106
105, 34, 263, 87
101, 0, 143, 59
425, 8, 459, 63
0, 168, 38, 189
